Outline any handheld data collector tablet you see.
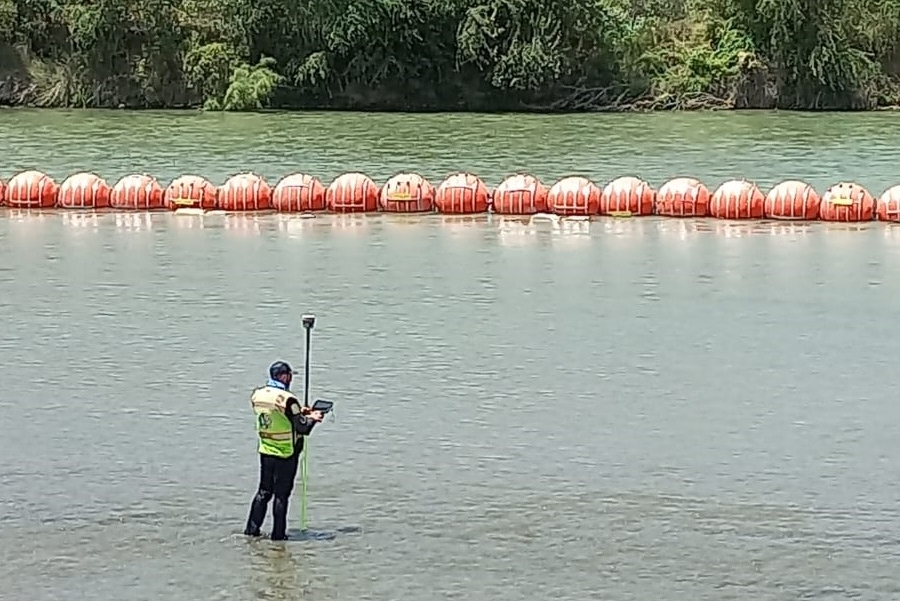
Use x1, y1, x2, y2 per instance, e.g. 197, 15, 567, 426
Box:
311, 399, 334, 414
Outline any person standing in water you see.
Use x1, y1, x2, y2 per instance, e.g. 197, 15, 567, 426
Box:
244, 360, 323, 541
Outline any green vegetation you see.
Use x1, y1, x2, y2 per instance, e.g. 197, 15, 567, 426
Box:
0, 0, 898, 111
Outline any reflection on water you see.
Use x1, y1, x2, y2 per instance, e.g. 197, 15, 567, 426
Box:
0, 210, 887, 255
246, 542, 308, 601
11, 210, 889, 242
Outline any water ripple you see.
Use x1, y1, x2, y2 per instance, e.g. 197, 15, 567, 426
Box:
2, 113, 900, 600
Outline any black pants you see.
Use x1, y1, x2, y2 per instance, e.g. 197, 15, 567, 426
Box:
244, 451, 300, 540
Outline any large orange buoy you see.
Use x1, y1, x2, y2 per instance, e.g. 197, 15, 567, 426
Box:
218, 173, 272, 211
379, 173, 435, 212
491, 174, 547, 215
546, 176, 602, 216
164, 175, 218, 210
877, 185, 900, 223
435, 173, 489, 214
110, 174, 165, 210
6, 170, 58, 209
600, 176, 654, 216
272, 173, 326, 212
764, 180, 820, 220
819, 182, 874, 222
57, 172, 111, 209
709, 179, 764, 219
655, 177, 710, 217
326, 172, 379, 213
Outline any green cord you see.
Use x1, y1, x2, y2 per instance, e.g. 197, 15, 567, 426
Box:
300, 436, 309, 531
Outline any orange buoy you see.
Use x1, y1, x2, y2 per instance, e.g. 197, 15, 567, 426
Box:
877, 185, 900, 223
326, 172, 379, 213
709, 180, 764, 219
6, 170, 58, 209
600, 176, 654, 216
57, 172, 111, 209
380, 173, 435, 212
764, 180, 820, 220
546, 176, 602, 216
110, 174, 165, 210
0, 177, 6, 206
491, 174, 547, 215
219, 173, 272, 211
164, 175, 218, 210
272, 173, 326, 212
435, 173, 489, 214
819, 182, 874, 222
655, 177, 710, 217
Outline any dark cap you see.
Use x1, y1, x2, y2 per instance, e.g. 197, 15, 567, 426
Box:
268, 361, 294, 379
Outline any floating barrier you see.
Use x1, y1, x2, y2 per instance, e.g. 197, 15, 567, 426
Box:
2, 169, 900, 225
165, 174, 217, 211
763, 180, 819, 220
656, 177, 709, 217
327, 172, 378, 213
6, 170, 58, 208
601, 176, 654, 217
380, 173, 434, 213
272, 173, 325, 212
58, 172, 111, 209
220, 173, 271, 211
709, 180, 763, 220
110, 174, 165, 210
819, 182, 874, 223
492, 174, 547, 215
435, 172, 489, 214
878, 185, 900, 222
547, 176, 601, 216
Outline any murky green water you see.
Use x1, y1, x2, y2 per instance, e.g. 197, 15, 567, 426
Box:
3, 110, 900, 601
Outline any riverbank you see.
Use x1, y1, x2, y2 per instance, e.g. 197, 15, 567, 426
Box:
5, 60, 896, 114
2, 0, 900, 113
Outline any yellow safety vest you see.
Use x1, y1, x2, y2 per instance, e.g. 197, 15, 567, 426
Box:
251, 386, 299, 458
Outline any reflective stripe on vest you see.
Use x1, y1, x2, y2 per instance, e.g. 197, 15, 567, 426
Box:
259, 431, 293, 441
251, 386, 296, 458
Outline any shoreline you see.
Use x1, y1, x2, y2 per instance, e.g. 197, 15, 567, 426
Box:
3, 104, 900, 115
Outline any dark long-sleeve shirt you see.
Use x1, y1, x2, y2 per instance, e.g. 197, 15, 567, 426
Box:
285, 398, 316, 435
285, 398, 316, 456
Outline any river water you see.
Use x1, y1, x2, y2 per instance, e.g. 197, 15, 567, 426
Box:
2, 109, 900, 601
